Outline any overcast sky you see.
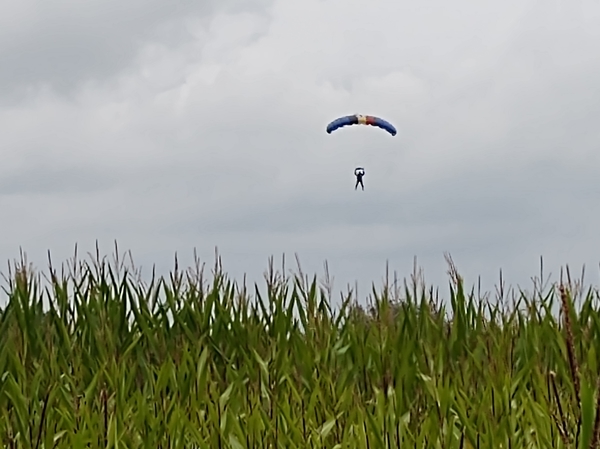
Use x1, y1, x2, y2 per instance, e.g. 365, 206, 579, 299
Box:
2, 0, 600, 303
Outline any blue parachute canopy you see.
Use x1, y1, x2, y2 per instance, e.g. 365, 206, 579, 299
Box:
326, 114, 397, 136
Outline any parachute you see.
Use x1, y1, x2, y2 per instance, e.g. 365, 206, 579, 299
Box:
326, 114, 397, 136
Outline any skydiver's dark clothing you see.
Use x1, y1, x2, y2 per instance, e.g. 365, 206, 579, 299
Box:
355, 173, 364, 190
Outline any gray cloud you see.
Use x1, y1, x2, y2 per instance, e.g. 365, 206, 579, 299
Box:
2, 0, 600, 301
0, 165, 118, 195
0, 0, 273, 101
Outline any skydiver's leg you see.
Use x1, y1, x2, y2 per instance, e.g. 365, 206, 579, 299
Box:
360, 180, 364, 190
355, 179, 359, 190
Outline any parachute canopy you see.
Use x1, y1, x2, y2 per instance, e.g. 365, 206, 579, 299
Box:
326, 114, 397, 136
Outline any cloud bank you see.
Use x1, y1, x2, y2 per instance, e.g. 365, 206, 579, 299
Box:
2, 0, 600, 300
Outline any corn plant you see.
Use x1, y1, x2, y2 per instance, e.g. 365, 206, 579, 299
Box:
1, 248, 600, 448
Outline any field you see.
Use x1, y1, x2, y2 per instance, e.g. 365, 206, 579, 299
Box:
1, 249, 600, 448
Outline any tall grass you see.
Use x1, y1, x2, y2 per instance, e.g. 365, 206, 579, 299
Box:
1, 247, 600, 448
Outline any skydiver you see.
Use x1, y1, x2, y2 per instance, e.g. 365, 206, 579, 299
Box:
354, 167, 365, 191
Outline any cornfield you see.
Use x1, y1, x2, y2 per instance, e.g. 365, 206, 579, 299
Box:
1, 248, 600, 448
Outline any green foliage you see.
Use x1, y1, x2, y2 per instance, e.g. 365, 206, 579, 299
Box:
1, 249, 600, 448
